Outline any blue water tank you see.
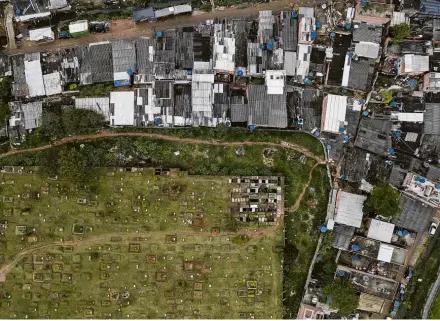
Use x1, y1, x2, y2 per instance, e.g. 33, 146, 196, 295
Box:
225, 120, 231, 127
330, 32, 336, 38
187, 71, 192, 75
393, 130, 401, 137
155, 31, 163, 37
15, 9, 21, 15
127, 68, 133, 76
345, 23, 351, 30
316, 21, 321, 29
337, 270, 345, 276
361, 1, 368, 7
340, 175, 345, 180
311, 31, 317, 40
237, 70, 243, 76
420, 178, 426, 183
154, 117, 162, 125
389, 148, 395, 153
305, 78, 312, 85
292, 11, 298, 18
348, 52, 354, 57
339, 127, 345, 133
397, 231, 403, 236
267, 42, 274, 50
352, 244, 360, 251
314, 130, 320, 137
249, 124, 256, 132
353, 255, 360, 261
343, 136, 349, 143
408, 80, 417, 87
402, 230, 409, 236
436, 184, 440, 190
320, 225, 328, 233
391, 100, 397, 107
363, 111, 369, 116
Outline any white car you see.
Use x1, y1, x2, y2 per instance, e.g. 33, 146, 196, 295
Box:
429, 222, 438, 236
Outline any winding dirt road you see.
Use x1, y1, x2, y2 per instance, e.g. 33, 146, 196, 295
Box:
0, 130, 325, 278
0, 130, 326, 163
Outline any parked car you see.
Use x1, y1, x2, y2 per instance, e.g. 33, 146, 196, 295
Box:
90, 22, 109, 33
429, 222, 438, 236
58, 32, 72, 39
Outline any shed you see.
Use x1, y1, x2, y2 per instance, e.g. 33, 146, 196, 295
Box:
24, 54, 45, 97
367, 219, 395, 243
133, 7, 155, 22
321, 94, 347, 134
43, 72, 62, 96
334, 190, 367, 228
69, 20, 88, 37
173, 4, 192, 15
377, 243, 394, 263
29, 27, 54, 41
154, 7, 174, 19
75, 97, 110, 121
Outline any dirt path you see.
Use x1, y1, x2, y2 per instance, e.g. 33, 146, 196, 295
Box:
7, 0, 321, 54
0, 225, 279, 277
0, 130, 326, 163
289, 162, 321, 212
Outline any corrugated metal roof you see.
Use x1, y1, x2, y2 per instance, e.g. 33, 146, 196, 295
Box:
353, 23, 383, 43
404, 54, 429, 73
394, 193, 437, 232
75, 97, 110, 121
334, 191, 366, 228
133, 7, 155, 22
347, 58, 375, 91
112, 40, 136, 83
321, 94, 347, 133
248, 84, 287, 128
424, 103, 440, 135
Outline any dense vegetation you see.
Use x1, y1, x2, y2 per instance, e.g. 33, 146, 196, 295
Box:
0, 77, 12, 127
322, 279, 360, 316
363, 184, 400, 218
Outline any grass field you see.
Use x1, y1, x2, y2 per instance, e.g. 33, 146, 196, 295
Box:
0, 168, 283, 319
0, 135, 329, 318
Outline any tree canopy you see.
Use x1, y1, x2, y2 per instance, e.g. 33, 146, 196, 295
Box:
62, 108, 105, 136
0, 77, 12, 126
363, 184, 400, 217
391, 23, 410, 43
58, 147, 89, 185
322, 279, 359, 316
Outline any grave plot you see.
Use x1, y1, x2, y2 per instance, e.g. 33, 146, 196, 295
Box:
0, 169, 284, 319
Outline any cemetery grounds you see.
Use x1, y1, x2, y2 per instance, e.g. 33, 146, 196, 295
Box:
0, 167, 283, 319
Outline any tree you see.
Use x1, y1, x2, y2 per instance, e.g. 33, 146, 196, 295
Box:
40, 111, 65, 139
391, 23, 410, 43
381, 91, 393, 104
322, 280, 359, 316
0, 77, 12, 126
58, 147, 89, 184
363, 184, 400, 218
39, 148, 61, 178
61, 108, 104, 135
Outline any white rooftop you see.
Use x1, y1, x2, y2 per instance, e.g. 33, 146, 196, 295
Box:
265, 70, 285, 95
43, 72, 62, 96
69, 20, 88, 34
110, 91, 135, 126
392, 112, 424, 123
29, 27, 54, 41
377, 243, 394, 263
367, 219, 395, 243
321, 94, 347, 133
355, 42, 380, 59
404, 54, 429, 73
334, 191, 367, 228
24, 57, 45, 98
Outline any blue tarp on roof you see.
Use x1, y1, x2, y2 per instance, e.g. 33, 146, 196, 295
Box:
114, 79, 131, 87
